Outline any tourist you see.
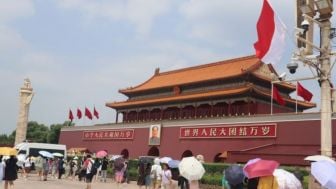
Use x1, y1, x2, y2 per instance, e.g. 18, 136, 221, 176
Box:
58, 157, 65, 179
137, 161, 146, 188
161, 163, 172, 189
221, 171, 230, 189
123, 161, 130, 184
42, 157, 49, 181
84, 154, 94, 189
178, 176, 189, 189
150, 158, 162, 189
115, 160, 126, 188
100, 157, 108, 182
90, 158, 99, 182
51, 158, 58, 179
35, 155, 44, 180
23, 156, 31, 179
144, 163, 152, 189
0, 156, 4, 183
3, 155, 18, 189
70, 158, 78, 180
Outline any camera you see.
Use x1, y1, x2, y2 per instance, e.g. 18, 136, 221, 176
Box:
301, 20, 310, 33
287, 62, 298, 74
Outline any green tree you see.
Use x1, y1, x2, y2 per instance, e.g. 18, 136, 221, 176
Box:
48, 121, 73, 144
25, 121, 49, 143
0, 134, 14, 146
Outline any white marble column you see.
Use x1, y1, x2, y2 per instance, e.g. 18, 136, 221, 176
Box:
14, 78, 34, 145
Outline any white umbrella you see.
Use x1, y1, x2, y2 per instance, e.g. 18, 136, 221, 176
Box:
110, 155, 122, 161
160, 156, 172, 164
312, 160, 336, 189
304, 155, 335, 163
39, 150, 54, 158
178, 156, 205, 181
273, 169, 303, 189
52, 152, 64, 157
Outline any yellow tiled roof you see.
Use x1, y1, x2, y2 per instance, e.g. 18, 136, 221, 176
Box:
120, 55, 261, 94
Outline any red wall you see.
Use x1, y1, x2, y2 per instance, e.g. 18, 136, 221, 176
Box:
59, 117, 335, 165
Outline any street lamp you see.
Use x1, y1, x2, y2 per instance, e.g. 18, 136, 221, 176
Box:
292, 0, 334, 157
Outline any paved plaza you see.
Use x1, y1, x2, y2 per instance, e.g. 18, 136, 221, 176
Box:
11, 174, 139, 189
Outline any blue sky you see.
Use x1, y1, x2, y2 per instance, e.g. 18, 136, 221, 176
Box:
1, 0, 335, 134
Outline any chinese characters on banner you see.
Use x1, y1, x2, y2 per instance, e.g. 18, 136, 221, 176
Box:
83, 129, 134, 140
180, 124, 276, 139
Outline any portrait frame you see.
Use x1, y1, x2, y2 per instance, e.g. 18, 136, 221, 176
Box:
148, 124, 161, 146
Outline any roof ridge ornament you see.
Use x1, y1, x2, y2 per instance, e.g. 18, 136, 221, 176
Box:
154, 68, 160, 75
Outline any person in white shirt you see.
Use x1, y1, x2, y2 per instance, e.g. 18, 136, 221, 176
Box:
150, 158, 162, 189
23, 157, 31, 179
0, 156, 4, 183
161, 164, 172, 189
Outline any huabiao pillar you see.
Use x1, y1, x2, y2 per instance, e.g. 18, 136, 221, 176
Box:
14, 78, 34, 145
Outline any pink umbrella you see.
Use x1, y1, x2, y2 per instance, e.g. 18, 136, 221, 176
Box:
243, 158, 261, 177
96, 150, 107, 158
243, 159, 279, 179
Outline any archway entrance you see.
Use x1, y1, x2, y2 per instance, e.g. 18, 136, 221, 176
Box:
147, 146, 160, 157
181, 150, 193, 159
120, 149, 129, 159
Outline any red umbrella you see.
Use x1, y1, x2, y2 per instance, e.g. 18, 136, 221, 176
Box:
243, 159, 279, 179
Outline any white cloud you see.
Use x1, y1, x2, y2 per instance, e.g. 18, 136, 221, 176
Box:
57, 0, 172, 36
0, 0, 34, 22
0, 26, 27, 53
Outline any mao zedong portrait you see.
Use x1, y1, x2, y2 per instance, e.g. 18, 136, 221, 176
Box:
149, 125, 160, 145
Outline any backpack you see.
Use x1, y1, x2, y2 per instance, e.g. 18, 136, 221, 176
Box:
90, 161, 98, 175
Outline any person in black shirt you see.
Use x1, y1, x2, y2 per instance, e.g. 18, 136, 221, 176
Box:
100, 157, 109, 182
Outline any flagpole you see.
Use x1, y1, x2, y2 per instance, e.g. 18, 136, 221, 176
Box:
295, 82, 298, 113
271, 83, 273, 115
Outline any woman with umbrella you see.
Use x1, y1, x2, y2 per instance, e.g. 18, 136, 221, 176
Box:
3, 155, 18, 189
114, 157, 126, 188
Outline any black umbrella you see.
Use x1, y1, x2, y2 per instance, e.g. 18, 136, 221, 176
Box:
224, 164, 245, 186
114, 157, 125, 171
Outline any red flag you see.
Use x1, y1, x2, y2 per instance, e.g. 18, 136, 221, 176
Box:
272, 86, 285, 105
85, 107, 93, 120
93, 107, 99, 119
297, 82, 313, 102
77, 108, 82, 119
254, 0, 286, 64
68, 109, 74, 121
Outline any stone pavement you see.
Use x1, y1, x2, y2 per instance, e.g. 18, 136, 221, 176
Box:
11, 174, 139, 189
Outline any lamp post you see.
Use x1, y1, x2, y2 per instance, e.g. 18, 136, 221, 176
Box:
295, 0, 333, 157
319, 18, 332, 157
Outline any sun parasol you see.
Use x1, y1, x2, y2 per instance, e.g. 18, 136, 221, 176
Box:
304, 155, 335, 163
96, 150, 108, 158
243, 158, 261, 177
0, 147, 17, 156
39, 150, 54, 158
225, 164, 245, 186
110, 155, 122, 161
168, 160, 180, 168
160, 156, 173, 164
311, 160, 336, 189
178, 156, 205, 181
52, 152, 64, 157
273, 169, 302, 189
114, 157, 125, 171
243, 159, 279, 179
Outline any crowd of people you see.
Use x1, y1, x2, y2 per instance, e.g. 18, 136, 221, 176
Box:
1, 152, 332, 189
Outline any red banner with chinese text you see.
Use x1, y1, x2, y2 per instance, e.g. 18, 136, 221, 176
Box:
180, 124, 276, 139
83, 129, 134, 140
